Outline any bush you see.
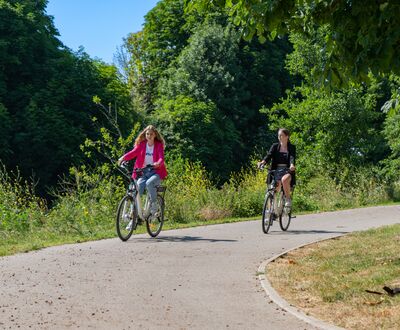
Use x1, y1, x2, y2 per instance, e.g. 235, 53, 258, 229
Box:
0, 165, 47, 236
45, 167, 124, 236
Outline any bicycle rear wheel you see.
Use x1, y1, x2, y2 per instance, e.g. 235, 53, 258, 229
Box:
262, 194, 274, 234
279, 198, 291, 231
146, 195, 164, 237
116, 195, 137, 241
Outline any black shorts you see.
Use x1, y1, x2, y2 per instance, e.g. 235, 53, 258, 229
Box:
267, 168, 290, 184
274, 168, 290, 182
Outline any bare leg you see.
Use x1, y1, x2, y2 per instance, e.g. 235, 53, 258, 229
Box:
281, 174, 292, 200
276, 181, 282, 194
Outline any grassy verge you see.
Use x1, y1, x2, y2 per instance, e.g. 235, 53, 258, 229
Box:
266, 224, 400, 329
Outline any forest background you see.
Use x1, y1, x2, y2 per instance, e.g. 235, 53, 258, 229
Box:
1, 0, 399, 252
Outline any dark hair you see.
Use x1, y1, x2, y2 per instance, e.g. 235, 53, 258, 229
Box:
278, 128, 290, 137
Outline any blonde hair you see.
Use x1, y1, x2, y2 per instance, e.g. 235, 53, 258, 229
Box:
134, 125, 165, 146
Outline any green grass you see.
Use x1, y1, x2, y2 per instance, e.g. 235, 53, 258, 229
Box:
267, 224, 400, 329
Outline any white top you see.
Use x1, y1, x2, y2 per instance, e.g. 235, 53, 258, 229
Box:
144, 143, 154, 166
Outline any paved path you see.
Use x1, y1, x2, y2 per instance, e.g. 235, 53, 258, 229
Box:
0, 205, 399, 329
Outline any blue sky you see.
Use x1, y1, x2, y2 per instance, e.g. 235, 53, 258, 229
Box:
46, 0, 159, 64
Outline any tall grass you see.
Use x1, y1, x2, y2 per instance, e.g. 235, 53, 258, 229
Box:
0, 159, 397, 255
45, 166, 124, 237
0, 165, 47, 236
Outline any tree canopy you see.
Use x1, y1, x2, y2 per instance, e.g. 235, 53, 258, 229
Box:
187, 0, 400, 85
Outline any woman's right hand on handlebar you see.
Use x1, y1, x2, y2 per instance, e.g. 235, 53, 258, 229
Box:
117, 157, 125, 166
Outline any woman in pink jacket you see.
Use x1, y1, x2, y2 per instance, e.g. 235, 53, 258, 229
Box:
118, 125, 167, 215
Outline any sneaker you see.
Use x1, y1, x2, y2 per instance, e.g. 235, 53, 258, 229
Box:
150, 201, 159, 216
285, 198, 292, 207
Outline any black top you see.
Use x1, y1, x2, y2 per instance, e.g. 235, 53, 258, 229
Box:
275, 151, 289, 165
262, 142, 296, 185
263, 142, 296, 168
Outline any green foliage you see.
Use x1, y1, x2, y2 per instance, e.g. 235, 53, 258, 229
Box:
121, 0, 201, 113
163, 156, 211, 222
0, 103, 11, 159
156, 18, 294, 178
163, 157, 265, 222
294, 166, 390, 212
0, 0, 136, 195
47, 176, 121, 236
380, 75, 400, 184
265, 86, 386, 176
154, 96, 238, 177
187, 0, 400, 86
123, 0, 294, 181
0, 164, 46, 235
158, 21, 243, 110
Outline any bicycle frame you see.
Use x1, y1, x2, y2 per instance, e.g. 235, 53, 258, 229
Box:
265, 182, 280, 215
127, 179, 150, 221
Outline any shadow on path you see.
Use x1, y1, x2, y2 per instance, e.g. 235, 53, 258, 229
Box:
131, 235, 238, 243
269, 229, 349, 235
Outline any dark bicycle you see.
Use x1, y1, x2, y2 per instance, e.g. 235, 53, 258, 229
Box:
116, 162, 166, 241
260, 167, 294, 234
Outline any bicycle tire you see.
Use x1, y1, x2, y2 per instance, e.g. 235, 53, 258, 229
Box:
116, 195, 137, 241
146, 195, 164, 237
262, 194, 274, 234
279, 197, 291, 231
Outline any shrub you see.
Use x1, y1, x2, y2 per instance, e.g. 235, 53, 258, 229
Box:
0, 165, 46, 236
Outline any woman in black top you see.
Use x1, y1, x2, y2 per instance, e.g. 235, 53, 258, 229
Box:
258, 128, 296, 207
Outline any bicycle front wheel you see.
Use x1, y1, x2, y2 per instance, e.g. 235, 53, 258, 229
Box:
279, 203, 291, 231
116, 195, 137, 241
262, 194, 274, 234
146, 195, 164, 237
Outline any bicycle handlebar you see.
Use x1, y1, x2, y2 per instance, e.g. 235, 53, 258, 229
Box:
258, 165, 294, 174
118, 161, 156, 175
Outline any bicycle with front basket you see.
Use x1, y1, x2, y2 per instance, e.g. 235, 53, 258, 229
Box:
259, 167, 294, 234
116, 162, 166, 241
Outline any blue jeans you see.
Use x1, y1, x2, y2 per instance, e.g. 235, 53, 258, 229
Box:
136, 168, 161, 204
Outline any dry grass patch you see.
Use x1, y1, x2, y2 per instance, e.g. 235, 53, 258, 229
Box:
266, 224, 400, 329
199, 206, 232, 221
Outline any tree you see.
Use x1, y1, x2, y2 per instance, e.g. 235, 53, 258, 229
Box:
121, 0, 195, 113
187, 0, 400, 85
0, 0, 135, 194
153, 96, 238, 178
266, 85, 388, 178
157, 19, 294, 170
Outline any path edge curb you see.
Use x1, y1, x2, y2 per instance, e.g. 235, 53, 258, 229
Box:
258, 237, 346, 330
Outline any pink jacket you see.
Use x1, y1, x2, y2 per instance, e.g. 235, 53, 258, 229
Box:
122, 140, 167, 180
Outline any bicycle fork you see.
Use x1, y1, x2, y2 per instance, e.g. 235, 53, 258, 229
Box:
122, 200, 133, 221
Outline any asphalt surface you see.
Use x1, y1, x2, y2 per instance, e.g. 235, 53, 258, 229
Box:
0, 205, 399, 329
